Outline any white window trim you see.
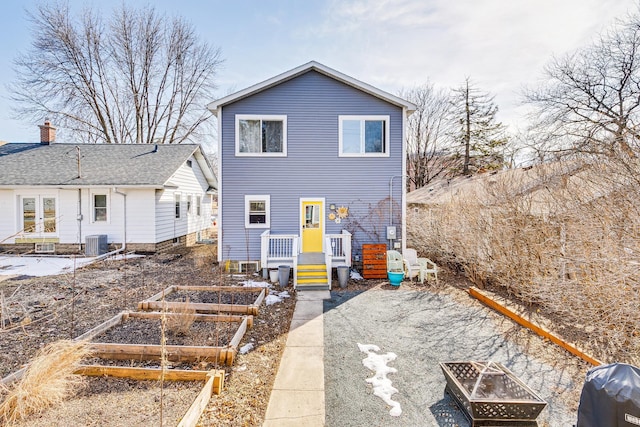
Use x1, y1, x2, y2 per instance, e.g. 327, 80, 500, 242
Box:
235, 114, 287, 157
90, 192, 110, 223
338, 115, 390, 157
245, 195, 270, 228
196, 195, 202, 216
187, 194, 193, 215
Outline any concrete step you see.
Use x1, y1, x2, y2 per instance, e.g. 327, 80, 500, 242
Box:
296, 283, 330, 291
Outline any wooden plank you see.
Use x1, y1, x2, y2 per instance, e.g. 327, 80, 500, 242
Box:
88, 343, 226, 363
140, 285, 177, 304
178, 370, 224, 427
468, 287, 602, 366
75, 312, 126, 342
140, 301, 255, 315
127, 311, 248, 324
362, 244, 387, 250
74, 365, 211, 381
175, 285, 266, 293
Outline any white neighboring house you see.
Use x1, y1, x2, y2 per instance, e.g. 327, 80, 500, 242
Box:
0, 121, 217, 254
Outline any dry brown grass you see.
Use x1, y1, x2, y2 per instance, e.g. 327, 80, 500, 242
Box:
408, 158, 640, 365
0, 340, 91, 424
163, 297, 197, 336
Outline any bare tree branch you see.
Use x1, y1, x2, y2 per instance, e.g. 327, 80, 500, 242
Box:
10, 2, 223, 144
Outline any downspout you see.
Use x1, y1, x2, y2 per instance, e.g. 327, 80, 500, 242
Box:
389, 175, 404, 249
95, 188, 126, 260
389, 175, 405, 225
77, 189, 82, 252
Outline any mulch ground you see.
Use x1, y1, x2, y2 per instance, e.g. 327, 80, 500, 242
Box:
0, 246, 609, 426
0, 245, 296, 426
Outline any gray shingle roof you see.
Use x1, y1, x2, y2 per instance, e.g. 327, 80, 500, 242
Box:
0, 143, 215, 188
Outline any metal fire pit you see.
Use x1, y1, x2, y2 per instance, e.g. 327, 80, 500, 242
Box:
440, 361, 547, 426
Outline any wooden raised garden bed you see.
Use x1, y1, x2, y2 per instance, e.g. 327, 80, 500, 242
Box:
76, 311, 251, 366
138, 285, 268, 316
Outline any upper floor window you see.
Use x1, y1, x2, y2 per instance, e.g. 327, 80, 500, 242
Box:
339, 115, 390, 157
236, 115, 287, 156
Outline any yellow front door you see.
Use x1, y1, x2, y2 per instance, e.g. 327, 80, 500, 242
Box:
301, 200, 323, 252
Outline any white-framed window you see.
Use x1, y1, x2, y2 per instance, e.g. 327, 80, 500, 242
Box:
187, 195, 193, 215
245, 195, 270, 228
338, 115, 390, 157
196, 196, 202, 216
175, 193, 181, 219
236, 115, 287, 156
92, 193, 108, 222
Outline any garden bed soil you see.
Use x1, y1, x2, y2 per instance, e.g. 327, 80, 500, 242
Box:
93, 317, 237, 346
0, 245, 296, 426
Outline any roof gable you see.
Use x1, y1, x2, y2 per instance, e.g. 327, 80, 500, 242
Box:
207, 61, 416, 114
0, 143, 217, 189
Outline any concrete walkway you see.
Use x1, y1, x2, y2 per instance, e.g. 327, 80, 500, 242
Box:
263, 290, 330, 427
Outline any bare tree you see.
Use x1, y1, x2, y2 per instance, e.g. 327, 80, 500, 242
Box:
524, 10, 640, 158
400, 83, 453, 190
10, 3, 223, 144
451, 78, 508, 175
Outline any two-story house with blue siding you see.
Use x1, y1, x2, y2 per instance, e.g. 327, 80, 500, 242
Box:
207, 61, 415, 289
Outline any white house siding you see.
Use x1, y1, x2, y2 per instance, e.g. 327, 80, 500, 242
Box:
0, 190, 16, 243
155, 155, 212, 243
220, 70, 405, 262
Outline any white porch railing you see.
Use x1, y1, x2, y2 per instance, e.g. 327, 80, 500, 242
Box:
261, 230, 351, 288
260, 230, 299, 270
326, 230, 352, 267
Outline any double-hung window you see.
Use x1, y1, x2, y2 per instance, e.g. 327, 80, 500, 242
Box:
236, 115, 287, 156
339, 115, 390, 157
93, 194, 108, 222
245, 195, 270, 228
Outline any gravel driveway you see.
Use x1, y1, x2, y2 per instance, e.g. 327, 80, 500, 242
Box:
323, 287, 585, 427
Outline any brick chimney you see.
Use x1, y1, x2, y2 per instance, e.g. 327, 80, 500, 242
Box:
39, 120, 56, 145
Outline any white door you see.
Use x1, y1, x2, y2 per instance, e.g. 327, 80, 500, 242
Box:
21, 196, 57, 235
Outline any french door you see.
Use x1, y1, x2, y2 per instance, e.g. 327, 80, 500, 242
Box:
21, 196, 57, 235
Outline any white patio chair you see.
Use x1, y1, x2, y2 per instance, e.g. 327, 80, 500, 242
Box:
403, 248, 438, 284
386, 250, 404, 272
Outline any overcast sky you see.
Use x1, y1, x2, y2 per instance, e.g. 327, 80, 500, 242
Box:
0, 0, 633, 145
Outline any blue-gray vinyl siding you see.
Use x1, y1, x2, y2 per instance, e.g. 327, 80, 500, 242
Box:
220, 70, 403, 261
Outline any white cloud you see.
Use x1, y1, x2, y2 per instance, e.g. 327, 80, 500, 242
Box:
304, 0, 633, 130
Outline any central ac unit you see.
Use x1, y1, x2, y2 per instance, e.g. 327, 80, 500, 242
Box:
85, 235, 108, 256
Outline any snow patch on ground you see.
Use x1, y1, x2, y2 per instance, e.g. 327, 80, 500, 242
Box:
350, 270, 364, 280
358, 343, 402, 417
0, 256, 95, 277
0, 254, 144, 278
239, 343, 254, 354
265, 290, 290, 305
239, 279, 270, 288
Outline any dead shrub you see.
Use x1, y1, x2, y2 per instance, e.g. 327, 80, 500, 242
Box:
0, 340, 91, 424
408, 159, 640, 365
164, 297, 196, 336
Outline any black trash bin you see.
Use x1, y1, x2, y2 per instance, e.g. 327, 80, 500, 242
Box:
577, 363, 640, 427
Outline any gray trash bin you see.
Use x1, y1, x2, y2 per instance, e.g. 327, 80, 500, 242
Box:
337, 266, 349, 288
278, 265, 291, 287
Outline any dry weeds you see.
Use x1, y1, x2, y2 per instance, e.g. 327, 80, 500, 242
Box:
0, 340, 91, 424
163, 297, 197, 337
408, 158, 640, 365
